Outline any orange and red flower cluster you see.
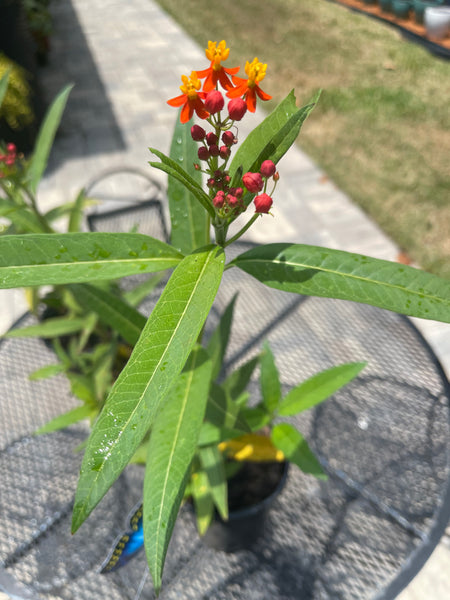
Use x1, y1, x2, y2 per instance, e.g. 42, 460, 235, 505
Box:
167, 40, 271, 124
167, 41, 278, 221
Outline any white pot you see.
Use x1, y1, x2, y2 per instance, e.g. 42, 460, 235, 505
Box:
424, 6, 450, 40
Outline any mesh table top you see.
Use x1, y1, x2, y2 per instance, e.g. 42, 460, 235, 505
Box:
0, 194, 449, 600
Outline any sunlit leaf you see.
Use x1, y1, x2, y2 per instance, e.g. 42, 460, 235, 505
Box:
0, 232, 184, 288
168, 116, 209, 254
229, 91, 319, 179
271, 423, 327, 479
278, 362, 367, 416
144, 347, 212, 594
35, 404, 93, 435
231, 243, 450, 323
71, 245, 224, 533
27, 85, 73, 194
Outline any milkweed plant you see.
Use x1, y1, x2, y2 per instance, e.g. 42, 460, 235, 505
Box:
0, 41, 449, 594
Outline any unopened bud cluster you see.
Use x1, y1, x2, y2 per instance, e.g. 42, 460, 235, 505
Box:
0, 143, 18, 178
242, 160, 279, 214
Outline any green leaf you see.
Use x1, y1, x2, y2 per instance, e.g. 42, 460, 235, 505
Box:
0, 199, 46, 233
231, 243, 450, 323
240, 406, 271, 432
278, 362, 367, 417
69, 283, 146, 346
66, 372, 97, 405
168, 117, 209, 254
71, 245, 224, 533
0, 70, 10, 108
206, 383, 250, 433
191, 468, 214, 536
198, 422, 249, 446
199, 445, 228, 520
123, 273, 164, 307
27, 85, 73, 194
68, 188, 88, 233
29, 363, 66, 381
143, 347, 212, 595
0, 232, 183, 289
207, 294, 237, 381
260, 342, 281, 414
222, 355, 260, 400
229, 91, 319, 179
35, 404, 93, 435
2, 316, 85, 338
271, 423, 327, 480
149, 148, 215, 218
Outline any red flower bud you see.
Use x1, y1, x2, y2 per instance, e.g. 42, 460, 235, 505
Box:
260, 160, 276, 178
198, 146, 210, 161
273, 171, 280, 181
213, 191, 225, 208
191, 125, 206, 141
205, 90, 224, 114
227, 194, 239, 208
219, 145, 230, 159
254, 193, 273, 214
227, 97, 247, 121
209, 144, 220, 157
206, 132, 218, 146
6, 143, 16, 154
242, 172, 264, 193
222, 131, 235, 146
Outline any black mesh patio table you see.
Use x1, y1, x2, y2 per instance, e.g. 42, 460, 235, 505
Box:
0, 190, 449, 600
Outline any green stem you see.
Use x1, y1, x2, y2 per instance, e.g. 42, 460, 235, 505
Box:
20, 183, 54, 233
224, 213, 259, 247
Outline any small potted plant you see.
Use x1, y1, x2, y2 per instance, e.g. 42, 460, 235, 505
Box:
0, 41, 449, 596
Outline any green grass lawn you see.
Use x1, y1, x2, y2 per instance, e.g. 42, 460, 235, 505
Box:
156, 0, 449, 278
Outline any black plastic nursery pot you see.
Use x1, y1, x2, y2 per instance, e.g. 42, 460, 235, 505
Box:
203, 461, 289, 553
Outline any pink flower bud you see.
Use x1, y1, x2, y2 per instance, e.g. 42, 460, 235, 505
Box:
227, 194, 239, 208
227, 97, 247, 121
222, 131, 235, 146
242, 171, 264, 193
260, 160, 276, 178
207, 177, 215, 188
219, 145, 230, 159
213, 190, 225, 208
254, 193, 273, 214
206, 132, 218, 146
191, 125, 206, 141
6, 143, 16, 154
198, 146, 210, 161
205, 90, 224, 114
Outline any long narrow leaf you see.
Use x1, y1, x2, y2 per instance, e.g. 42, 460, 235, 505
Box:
68, 188, 88, 233
231, 243, 450, 323
207, 293, 237, 381
0, 232, 183, 288
278, 362, 367, 417
35, 404, 93, 435
199, 445, 228, 520
2, 316, 85, 338
260, 342, 281, 414
149, 148, 215, 218
27, 85, 73, 194
229, 91, 319, 179
69, 283, 146, 346
71, 245, 224, 533
168, 117, 209, 254
271, 423, 327, 480
143, 347, 212, 595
